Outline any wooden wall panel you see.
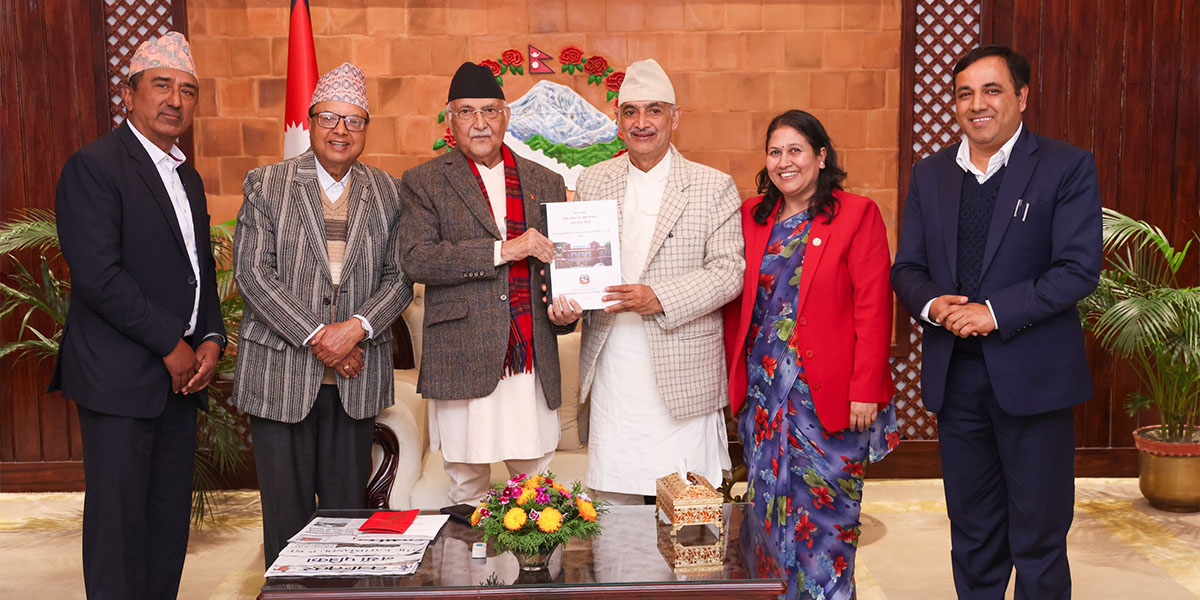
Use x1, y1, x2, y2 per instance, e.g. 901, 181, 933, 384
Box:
983, 0, 1200, 456
0, 0, 105, 469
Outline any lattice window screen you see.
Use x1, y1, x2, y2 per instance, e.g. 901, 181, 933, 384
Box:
103, 0, 177, 130
890, 0, 982, 441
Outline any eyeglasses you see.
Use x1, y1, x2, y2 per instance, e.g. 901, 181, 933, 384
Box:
310, 111, 369, 132
449, 105, 507, 121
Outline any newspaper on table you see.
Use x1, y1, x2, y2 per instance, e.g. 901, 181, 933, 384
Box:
267, 515, 450, 578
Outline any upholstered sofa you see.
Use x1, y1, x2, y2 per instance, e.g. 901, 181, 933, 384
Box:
369, 284, 590, 510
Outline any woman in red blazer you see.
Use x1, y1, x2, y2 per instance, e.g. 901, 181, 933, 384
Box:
724, 110, 897, 600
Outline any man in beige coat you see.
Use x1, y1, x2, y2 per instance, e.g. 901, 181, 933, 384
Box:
563, 59, 744, 504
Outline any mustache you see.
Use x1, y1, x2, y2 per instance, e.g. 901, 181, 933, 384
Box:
469, 126, 493, 138
629, 127, 658, 136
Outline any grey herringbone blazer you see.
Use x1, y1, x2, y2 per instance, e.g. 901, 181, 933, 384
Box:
576, 146, 744, 419
231, 152, 413, 423
398, 147, 571, 406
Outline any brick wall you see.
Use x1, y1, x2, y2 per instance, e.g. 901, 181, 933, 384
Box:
188, 0, 900, 246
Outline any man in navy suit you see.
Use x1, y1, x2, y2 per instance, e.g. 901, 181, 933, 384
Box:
51, 32, 225, 599
892, 45, 1101, 599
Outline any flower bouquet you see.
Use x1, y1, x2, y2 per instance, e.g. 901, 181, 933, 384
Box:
471, 472, 605, 569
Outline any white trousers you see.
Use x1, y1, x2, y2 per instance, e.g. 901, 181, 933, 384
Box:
443, 450, 555, 505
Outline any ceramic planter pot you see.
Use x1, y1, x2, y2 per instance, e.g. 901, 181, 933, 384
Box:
1132, 425, 1200, 513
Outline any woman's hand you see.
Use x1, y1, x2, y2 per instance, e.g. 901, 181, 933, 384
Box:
848, 401, 879, 432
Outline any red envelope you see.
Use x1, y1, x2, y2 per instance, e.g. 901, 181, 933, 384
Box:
358, 510, 419, 534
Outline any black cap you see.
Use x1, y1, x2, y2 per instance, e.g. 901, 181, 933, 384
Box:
447, 62, 505, 103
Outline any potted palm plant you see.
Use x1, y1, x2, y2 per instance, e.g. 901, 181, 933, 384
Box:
1079, 208, 1200, 512
0, 210, 247, 524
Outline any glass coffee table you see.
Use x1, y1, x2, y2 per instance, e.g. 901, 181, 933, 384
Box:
259, 503, 785, 599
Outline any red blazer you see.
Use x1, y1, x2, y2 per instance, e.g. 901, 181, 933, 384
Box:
723, 189, 894, 432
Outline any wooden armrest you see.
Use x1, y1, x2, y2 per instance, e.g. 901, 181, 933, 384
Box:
366, 422, 400, 509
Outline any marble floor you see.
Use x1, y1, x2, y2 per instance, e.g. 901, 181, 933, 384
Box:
1, 479, 1197, 599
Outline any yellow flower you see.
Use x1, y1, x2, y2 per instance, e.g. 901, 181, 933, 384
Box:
577, 499, 597, 522
517, 488, 536, 506
470, 505, 484, 526
524, 475, 542, 490
537, 507, 563, 532
503, 507, 527, 531
552, 483, 569, 495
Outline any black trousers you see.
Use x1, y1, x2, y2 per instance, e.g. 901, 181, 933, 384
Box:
250, 384, 374, 568
76, 395, 197, 600
938, 352, 1076, 600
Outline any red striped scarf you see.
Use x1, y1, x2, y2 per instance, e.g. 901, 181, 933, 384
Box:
467, 145, 534, 377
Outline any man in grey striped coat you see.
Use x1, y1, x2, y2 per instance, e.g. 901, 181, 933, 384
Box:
232, 63, 413, 568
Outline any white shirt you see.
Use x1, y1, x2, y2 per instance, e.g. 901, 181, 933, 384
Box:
621, 152, 672, 282
585, 151, 730, 496
475, 161, 509, 266
314, 157, 348, 202
302, 157, 374, 343
127, 122, 205, 338
955, 123, 1023, 184
919, 124, 1024, 327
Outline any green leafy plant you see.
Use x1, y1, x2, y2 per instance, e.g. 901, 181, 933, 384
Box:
0, 211, 248, 526
1079, 208, 1200, 443
471, 472, 606, 555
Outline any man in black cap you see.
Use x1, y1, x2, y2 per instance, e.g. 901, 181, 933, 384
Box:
398, 63, 580, 504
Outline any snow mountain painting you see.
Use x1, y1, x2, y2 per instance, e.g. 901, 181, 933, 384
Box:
501, 81, 624, 189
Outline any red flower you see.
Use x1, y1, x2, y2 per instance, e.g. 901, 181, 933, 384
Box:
758, 272, 775, 291
766, 240, 783, 255
771, 456, 779, 476
443, 127, 456, 148
500, 48, 523, 66
605, 71, 625, 91
754, 545, 774, 578
841, 457, 864, 478
835, 523, 859, 544
794, 513, 817, 547
887, 430, 900, 450
787, 334, 803, 358
762, 355, 777, 379
559, 45, 583, 65
583, 55, 608, 75
479, 59, 502, 76
810, 486, 834, 510
833, 554, 848, 576
788, 430, 802, 449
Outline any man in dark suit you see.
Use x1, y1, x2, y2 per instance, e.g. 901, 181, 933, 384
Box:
399, 63, 578, 505
232, 62, 412, 569
50, 32, 225, 599
892, 45, 1101, 599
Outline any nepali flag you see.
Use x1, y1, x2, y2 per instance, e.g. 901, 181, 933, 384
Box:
284, 0, 318, 159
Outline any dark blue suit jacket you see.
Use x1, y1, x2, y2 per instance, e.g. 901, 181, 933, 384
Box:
891, 127, 1101, 416
50, 122, 225, 417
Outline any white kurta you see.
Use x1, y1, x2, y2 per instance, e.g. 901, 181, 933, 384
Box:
585, 153, 730, 496
429, 160, 560, 464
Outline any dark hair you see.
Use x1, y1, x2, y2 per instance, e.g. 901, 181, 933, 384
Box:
127, 71, 144, 90
752, 110, 845, 226
952, 45, 1031, 91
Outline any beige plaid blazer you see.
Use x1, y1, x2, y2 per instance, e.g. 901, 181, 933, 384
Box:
576, 146, 745, 419
398, 148, 572, 406
231, 152, 413, 423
